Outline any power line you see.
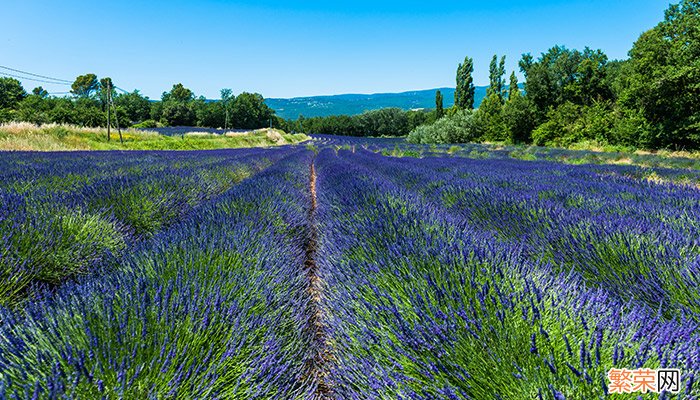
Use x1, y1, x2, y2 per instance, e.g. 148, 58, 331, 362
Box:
0, 71, 71, 86
0, 65, 136, 94
0, 65, 73, 84
114, 86, 131, 94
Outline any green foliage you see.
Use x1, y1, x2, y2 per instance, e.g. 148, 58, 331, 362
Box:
231, 92, 274, 129
417, 1, 698, 150
296, 108, 433, 137
32, 86, 48, 98
520, 46, 611, 114
161, 83, 194, 103
407, 110, 484, 144
455, 56, 475, 110
220, 88, 234, 129
162, 101, 196, 126
503, 93, 537, 143
532, 102, 615, 147
0, 77, 27, 109
114, 90, 151, 125
478, 93, 507, 141
71, 73, 99, 98
508, 72, 520, 100
435, 90, 444, 118
487, 55, 507, 101
621, 0, 700, 148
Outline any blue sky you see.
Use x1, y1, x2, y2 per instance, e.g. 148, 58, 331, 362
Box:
1, 0, 669, 99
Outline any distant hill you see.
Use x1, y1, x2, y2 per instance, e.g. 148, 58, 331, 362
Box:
265, 87, 491, 119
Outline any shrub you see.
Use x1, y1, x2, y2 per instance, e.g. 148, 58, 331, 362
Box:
132, 119, 161, 129
503, 95, 537, 143
532, 102, 615, 147
408, 110, 484, 144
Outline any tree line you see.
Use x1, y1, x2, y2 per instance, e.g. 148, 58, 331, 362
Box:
0, 74, 277, 130
411, 0, 699, 150
283, 108, 437, 137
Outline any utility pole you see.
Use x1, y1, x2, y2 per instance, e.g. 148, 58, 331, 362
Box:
106, 80, 111, 142
114, 101, 123, 144
110, 81, 123, 144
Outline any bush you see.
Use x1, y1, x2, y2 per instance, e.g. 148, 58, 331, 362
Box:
611, 107, 653, 148
532, 102, 615, 147
478, 93, 507, 142
503, 95, 537, 143
408, 110, 484, 144
132, 119, 161, 129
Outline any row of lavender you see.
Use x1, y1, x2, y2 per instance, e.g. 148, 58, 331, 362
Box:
341, 150, 700, 319
0, 149, 318, 398
0, 149, 289, 306
315, 148, 699, 398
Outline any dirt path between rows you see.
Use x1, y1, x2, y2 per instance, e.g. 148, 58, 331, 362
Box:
303, 161, 333, 398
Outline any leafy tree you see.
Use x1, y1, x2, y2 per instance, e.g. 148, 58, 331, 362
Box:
32, 86, 48, 98
622, 0, 700, 148
435, 90, 444, 119
532, 101, 615, 147
160, 83, 196, 126
150, 101, 164, 122
71, 74, 99, 98
17, 94, 51, 124
478, 93, 506, 141
195, 97, 225, 128
220, 89, 234, 129
98, 77, 115, 110
0, 77, 27, 109
231, 92, 273, 129
488, 55, 507, 102
503, 94, 537, 144
508, 72, 520, 100
162, 83, 194, 103
455, 56, 475, 110
48, 100, 76, 124
162, 102, 196, 126
114, 90, 151, 125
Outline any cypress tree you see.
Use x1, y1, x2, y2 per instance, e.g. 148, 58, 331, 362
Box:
488, 55, 507, 102
455, 56, 475, 110
435, 90, 444, 118
508, 72, 520, 99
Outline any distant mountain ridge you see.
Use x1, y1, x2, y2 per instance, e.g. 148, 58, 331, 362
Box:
265, 87, 491, 119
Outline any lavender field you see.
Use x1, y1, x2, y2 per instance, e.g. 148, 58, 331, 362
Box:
1, 138, 699, 399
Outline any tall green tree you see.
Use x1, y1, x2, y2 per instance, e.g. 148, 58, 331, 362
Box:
114, 90, 151, 125
435, 90, 444, 118
504, 72, 537, 143
71, 74, 99, 98
520, 46, 611, 117
162, 83, 194, 103
622, 0, 700, 148
99, 77, 115, 110
32, 86, 48, 98
455, 56, 475, 110
161, 83, 196, 126
220, 88, 234, 129
508, 72, 520, 99
0, 77, 26, 109
488, 55, 507, 102
231, 92, 274, 129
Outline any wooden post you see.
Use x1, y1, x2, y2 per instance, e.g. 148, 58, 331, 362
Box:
106, 81, 111, 142
114, 102, 123, 144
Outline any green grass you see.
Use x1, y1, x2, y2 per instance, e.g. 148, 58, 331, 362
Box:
0, 122, 309, 151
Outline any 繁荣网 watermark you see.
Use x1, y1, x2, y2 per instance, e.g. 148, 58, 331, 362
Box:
607, 368, 681, 394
